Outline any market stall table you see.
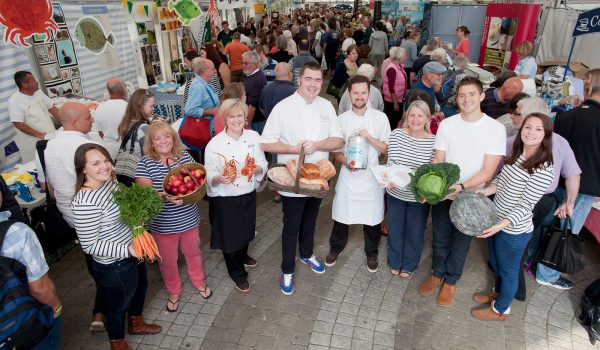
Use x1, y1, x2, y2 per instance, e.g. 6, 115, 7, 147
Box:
150, 87, 184, 123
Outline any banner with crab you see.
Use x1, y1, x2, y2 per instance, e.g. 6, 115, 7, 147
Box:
0, 0, 58, 47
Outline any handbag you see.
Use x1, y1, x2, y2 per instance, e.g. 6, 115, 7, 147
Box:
114, 121, 144, 185
179, 85, 218, 151
536, 216, 584, 274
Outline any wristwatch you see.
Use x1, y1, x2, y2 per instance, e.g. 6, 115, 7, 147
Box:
458, 183, 465, 191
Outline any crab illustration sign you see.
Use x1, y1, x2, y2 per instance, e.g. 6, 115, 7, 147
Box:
0, 0, 58, 47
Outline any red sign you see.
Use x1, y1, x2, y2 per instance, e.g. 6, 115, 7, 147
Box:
478, 3, 541, 70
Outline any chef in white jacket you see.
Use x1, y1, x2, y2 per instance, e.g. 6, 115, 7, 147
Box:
325, 75, 391, 273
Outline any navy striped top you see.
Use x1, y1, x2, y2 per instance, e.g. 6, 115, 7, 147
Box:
135, 151, 200, 234
71, 181, 132, 264
493, 155, 554, 234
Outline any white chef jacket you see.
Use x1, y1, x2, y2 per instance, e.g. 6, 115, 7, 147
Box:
8, 90, 56, 162
92, 99, 128, 159
260, 92, 343, 197
332, 108, 391, 225
205, 129, 268, 197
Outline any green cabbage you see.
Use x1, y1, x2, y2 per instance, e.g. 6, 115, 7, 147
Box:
410, 163, 460, 205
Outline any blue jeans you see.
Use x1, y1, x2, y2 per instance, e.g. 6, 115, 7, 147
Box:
386, 195, 430, 272
431, 200, 474, 285
536, 187, 596, 282
91, 258, 148, 340
488, 231, 532, 314
32, 315, 62, 350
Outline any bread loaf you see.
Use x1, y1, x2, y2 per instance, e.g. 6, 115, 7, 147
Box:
267, 167, 294, 186
285, 159, 298, 181
301, 163, 321, 179
299, 177, 329, 191
315, 159, 336, 180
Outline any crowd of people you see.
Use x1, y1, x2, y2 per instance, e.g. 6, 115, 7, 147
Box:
2, 6, 600, 350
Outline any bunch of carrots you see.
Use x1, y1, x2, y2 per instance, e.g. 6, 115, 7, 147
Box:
113, 183, 163, 261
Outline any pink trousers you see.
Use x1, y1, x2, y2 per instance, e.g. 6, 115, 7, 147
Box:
152, 225, 206, 295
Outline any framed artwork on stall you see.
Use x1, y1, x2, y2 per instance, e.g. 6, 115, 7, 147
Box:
136, 22, 147, 36
35, 45, 50, 63
56, 39, 77, 67
60, 69, 70, 80
40, 63, 62, 83
46, 81, 74, 98
56, 28, 70, 41
32, 32, 52, 44
70, 67, 80, 77
46, 44, 57, 63
52, 4, 66, 25
72, 78, 82, 95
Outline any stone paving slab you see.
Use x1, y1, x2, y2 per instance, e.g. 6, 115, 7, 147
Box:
53, 188, 600, 349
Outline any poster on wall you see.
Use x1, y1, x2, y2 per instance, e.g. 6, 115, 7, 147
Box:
168, 0, 202, 25
381, 1, 425, 26
478, 3, 541, 69
56, 39, 78, 66
0, 0, 59, 46
75, 7, 121, 71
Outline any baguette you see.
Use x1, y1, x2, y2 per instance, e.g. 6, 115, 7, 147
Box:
285, 159, 298, 181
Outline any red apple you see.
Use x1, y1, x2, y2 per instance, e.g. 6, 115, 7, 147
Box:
198, 178, 205, 186
178, 185, 186, 193
171, 179, 182, 188
180, 168, 189, 176
185, 181, 195, 190
183, 176, 192, 183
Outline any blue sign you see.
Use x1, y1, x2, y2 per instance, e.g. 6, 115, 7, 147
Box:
573, 7, 600, 37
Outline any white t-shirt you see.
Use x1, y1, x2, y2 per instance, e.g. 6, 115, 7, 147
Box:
92, 99, 128, 158
8, 90, 53, 123
36, 131, 102, 227
260, 92, 343, 197
434, 114, 506, 186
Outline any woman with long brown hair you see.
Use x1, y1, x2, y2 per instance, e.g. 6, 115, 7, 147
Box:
204, 41, 231, 88
472, 112, 554, 321
72, 143, 161, 350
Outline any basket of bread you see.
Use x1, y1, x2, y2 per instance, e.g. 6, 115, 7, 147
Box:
267, 147, 336, 198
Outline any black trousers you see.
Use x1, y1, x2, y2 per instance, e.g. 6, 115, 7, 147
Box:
281, 196, 322, 274
223, 245, 250, 283
329, 220, 381, 257
384, 101, 404, 130
515, 193, 557, 299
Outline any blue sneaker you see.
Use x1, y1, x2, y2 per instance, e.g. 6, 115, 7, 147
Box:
300, 256, 326, 274
280, 273, 294, 295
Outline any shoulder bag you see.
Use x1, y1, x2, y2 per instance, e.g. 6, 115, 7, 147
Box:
536, 216, 584, 274
179, 85, 218, 151
114, 121, 144, 185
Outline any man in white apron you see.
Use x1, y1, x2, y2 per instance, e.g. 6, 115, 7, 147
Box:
326, 75, 392, 272
8, 71, 58, 162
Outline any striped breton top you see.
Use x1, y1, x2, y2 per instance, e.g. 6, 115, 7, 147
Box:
493, 155, 554, 234
135, 151, 200, 234
71, 180, 132, 265
386, 128, 435, 202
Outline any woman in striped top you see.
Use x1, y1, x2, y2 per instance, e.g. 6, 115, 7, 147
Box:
71, 143, 161, 350
135, 121, 212, 313
473, 112, 554, 321
386, 100, 435, 278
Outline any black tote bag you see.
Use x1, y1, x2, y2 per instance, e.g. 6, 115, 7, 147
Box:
536, 217, 584, 275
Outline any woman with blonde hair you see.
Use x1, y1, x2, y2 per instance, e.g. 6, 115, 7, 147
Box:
205, 99, 268, 292
135, 121, 211, 312
386, 100, 435, 278
514, 41, 537, 79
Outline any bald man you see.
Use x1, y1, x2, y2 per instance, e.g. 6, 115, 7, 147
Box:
481, 77, 525, 119
93, 78, 128, 158
36, 102, 100, 227
259, 63, 296, 119
185, 58, 220, 117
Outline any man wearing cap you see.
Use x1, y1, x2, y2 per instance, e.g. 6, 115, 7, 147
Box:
406, 61, 447, 113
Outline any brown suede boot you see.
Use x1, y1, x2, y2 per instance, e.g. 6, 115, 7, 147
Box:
471, 305, 507, 321
109, 339, 132, 350
127, 316, 162, 335
418, 275, 443, 296
473, 291, 497, 305
436, 283, 456, 307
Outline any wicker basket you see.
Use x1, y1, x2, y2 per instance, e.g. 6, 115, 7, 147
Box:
162, 162, 207, 204
267, 147, 330, 198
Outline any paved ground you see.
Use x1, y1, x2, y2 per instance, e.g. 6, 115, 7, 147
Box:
53, 188, 600, 350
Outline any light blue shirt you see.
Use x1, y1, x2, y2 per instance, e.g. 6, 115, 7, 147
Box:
0, 211, 49, 282
184, 75, 219, 116
515, 56, 537, 79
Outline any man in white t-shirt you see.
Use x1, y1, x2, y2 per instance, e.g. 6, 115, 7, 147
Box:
36, 102, 100, 228
93, 78, 128, 159
8, 71, 59, 162
261, 61, 344, 296
418, 76, 506, 307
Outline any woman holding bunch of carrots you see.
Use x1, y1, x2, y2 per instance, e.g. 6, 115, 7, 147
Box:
71, 143, 161, 350
135, 120, 211, 313
205, 98, 268, 293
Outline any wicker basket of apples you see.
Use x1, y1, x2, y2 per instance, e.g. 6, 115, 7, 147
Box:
162, 163, 207, 204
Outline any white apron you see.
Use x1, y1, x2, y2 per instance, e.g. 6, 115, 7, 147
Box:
14, 98, 55, 162
332, 110, 385, 226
